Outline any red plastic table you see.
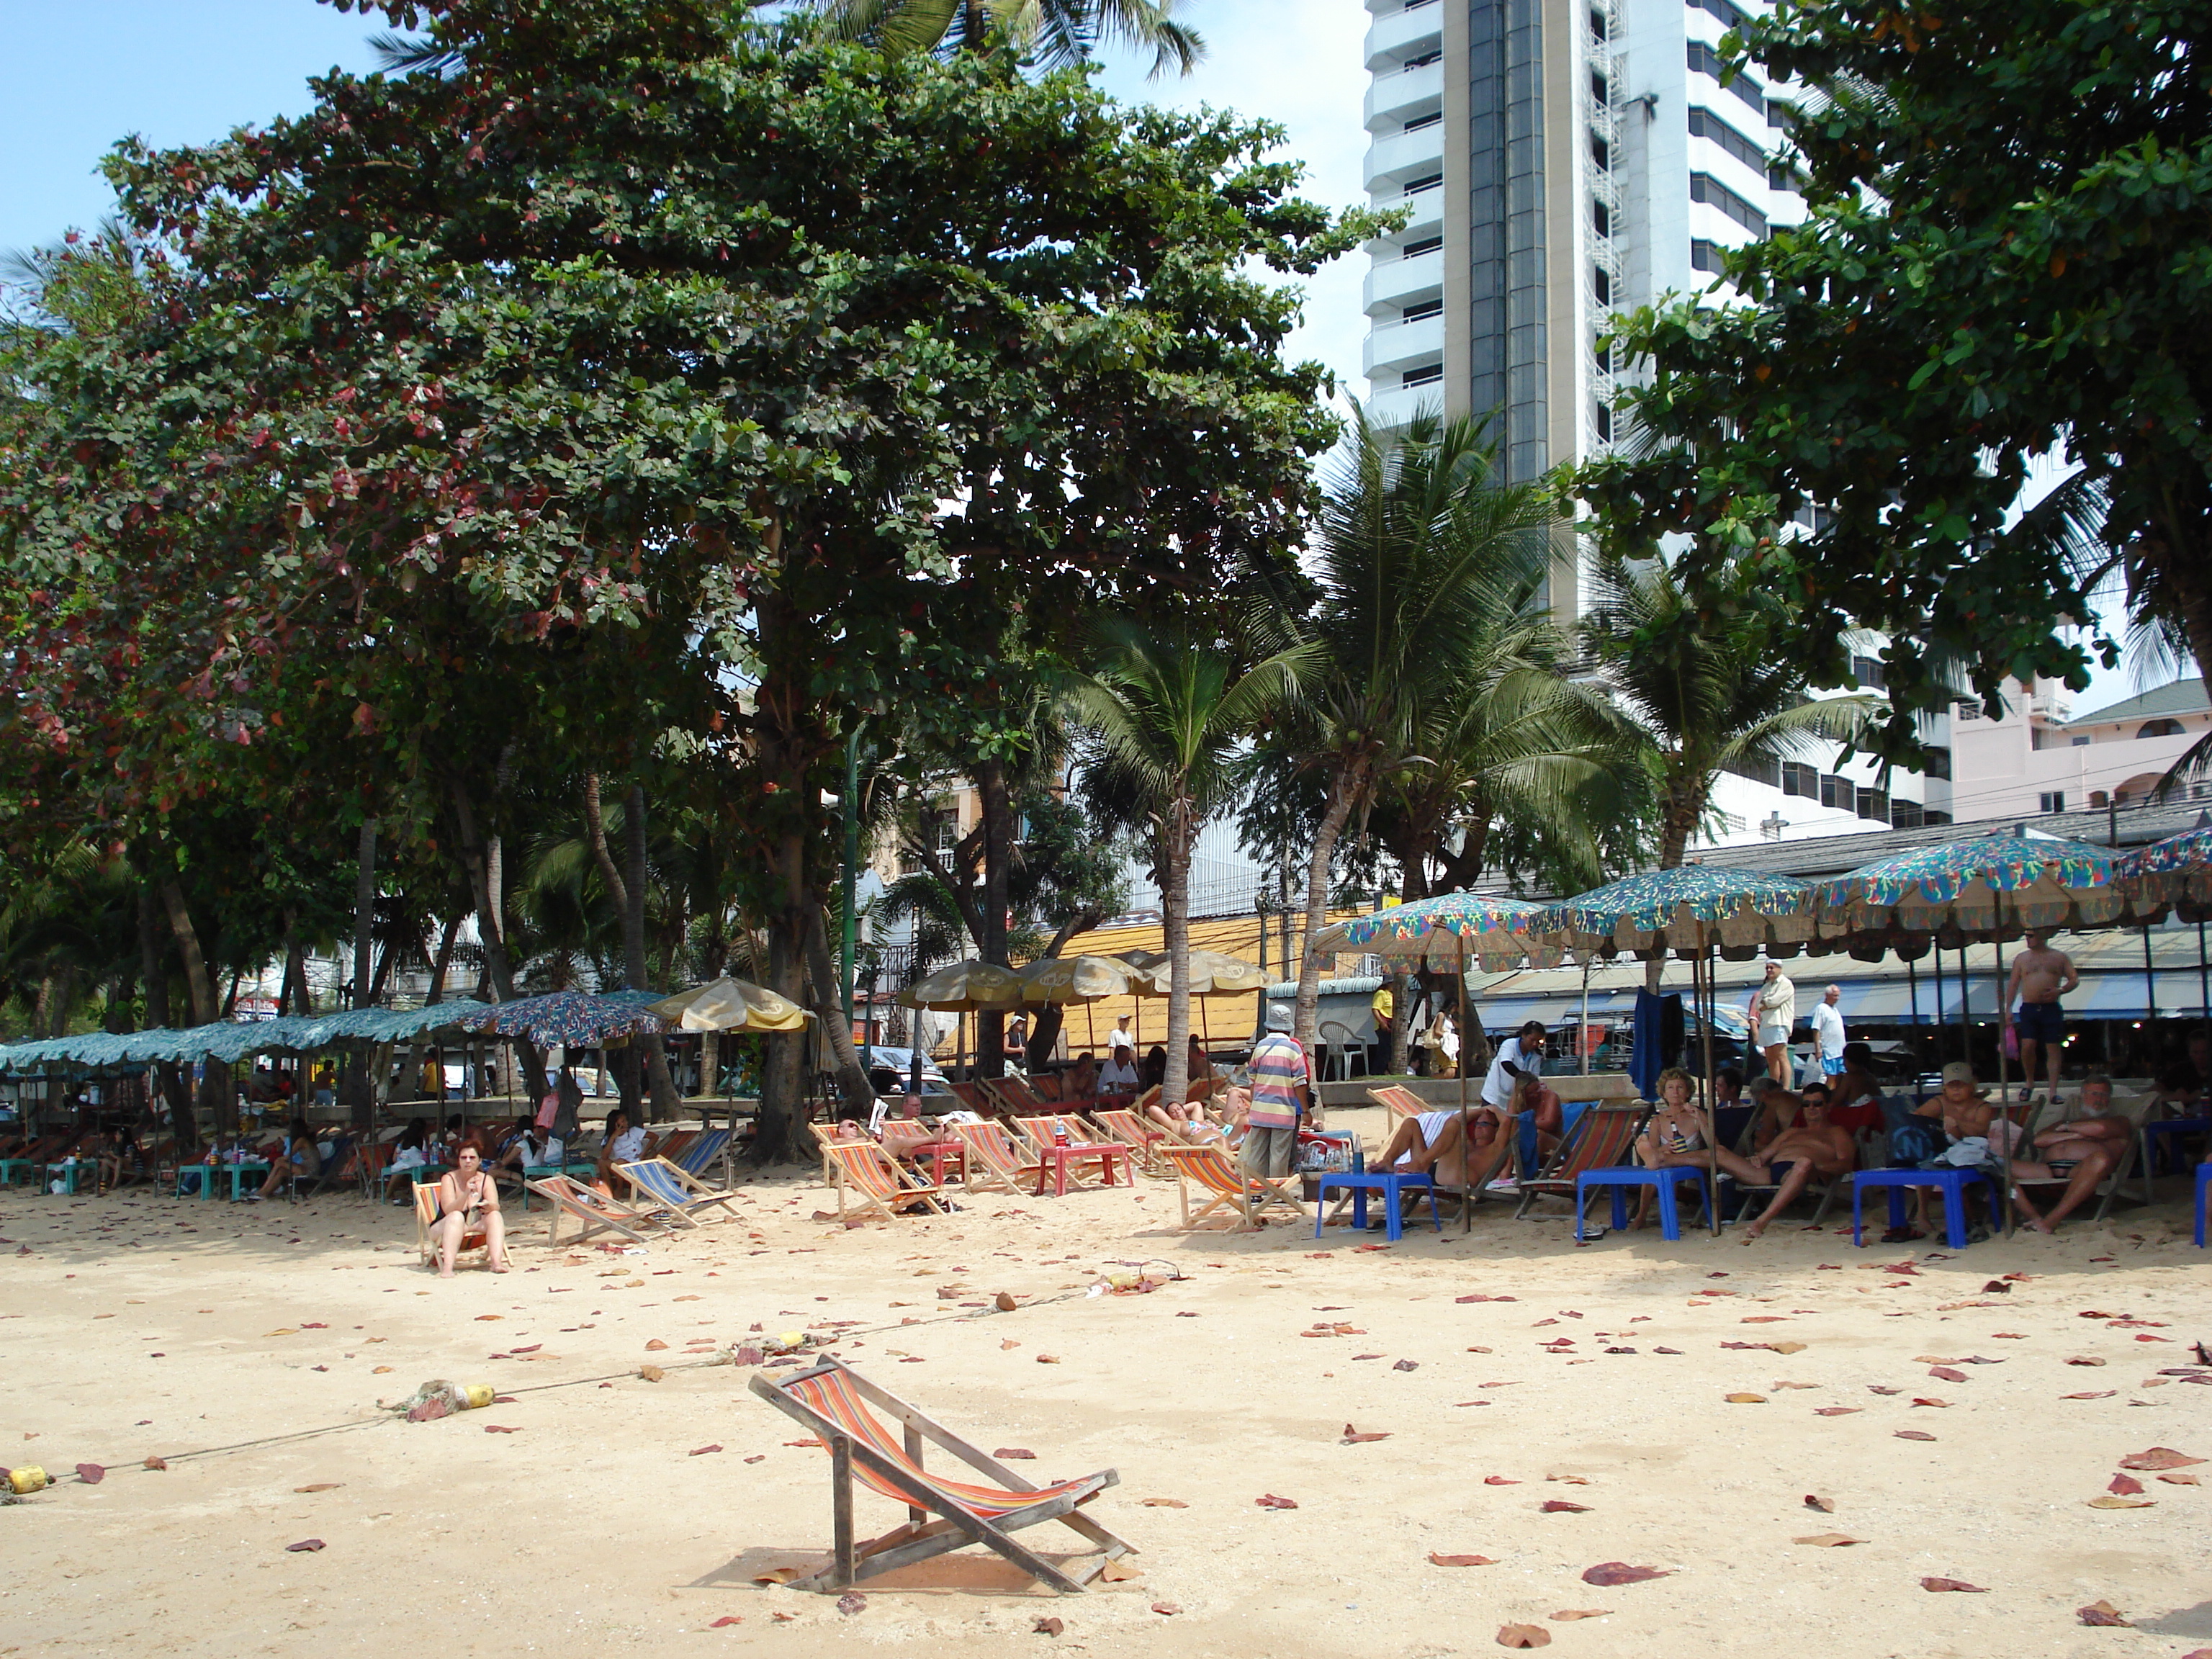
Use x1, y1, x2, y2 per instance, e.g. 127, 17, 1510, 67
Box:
1033, 1141, 1133, 1197
900, 1138, 967, 1187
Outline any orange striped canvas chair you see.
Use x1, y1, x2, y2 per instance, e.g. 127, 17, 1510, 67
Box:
523, 1173, 662, 1246
1156, 1142, 1305, 1232
947, 1120, 1042, 1195
751, 1357, 1133, 1594
819, 1139, 948, 1223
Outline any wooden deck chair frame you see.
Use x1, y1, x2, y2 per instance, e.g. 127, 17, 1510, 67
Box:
413, 1182, 489, 1269
1156, 1142, 1305, 1232
751, 1357, 1133, 1595
1084, 1108, 1173, 1173
675, 1127, 733, 1183
1513, 1105, 1654, 1221
1369, 1084, 1427, 1122
947, 1120, 1042, 1195
616, 1156, 746, 1227
820, 1141, 949, 1223
524, 1173, 660, 1246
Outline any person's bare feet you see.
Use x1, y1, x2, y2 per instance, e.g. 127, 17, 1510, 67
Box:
1743, 1219, 1770, 1241
491, 1262, 511, 1273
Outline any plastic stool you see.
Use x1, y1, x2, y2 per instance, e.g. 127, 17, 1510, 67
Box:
1851, 1166, 1996, 1250
1573, 1166, 1712, 1241
2195, 1161, 2210, 1249
1315, 1172, 1439, 1242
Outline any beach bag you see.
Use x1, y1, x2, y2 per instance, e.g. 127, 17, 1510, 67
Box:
2000, 1022, 2020, 1061
1888, 1120, 1943, 1168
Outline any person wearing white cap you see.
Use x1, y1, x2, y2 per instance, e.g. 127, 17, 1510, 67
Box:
1241, 1002, 1312, 1179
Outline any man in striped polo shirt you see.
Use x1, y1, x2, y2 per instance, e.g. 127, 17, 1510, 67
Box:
1242, 1002, 1313, 1179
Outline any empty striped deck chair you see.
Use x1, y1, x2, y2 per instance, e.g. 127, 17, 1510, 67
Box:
523, 1173, 662, 1247
819, 1140, 948, 1223
752, 1357, 1132, 1594
1512, 1105, 1654, 1221
947, 1120, 1043, 1196
616, 1156, 746, 1227
1156, 1142, 1305, 1232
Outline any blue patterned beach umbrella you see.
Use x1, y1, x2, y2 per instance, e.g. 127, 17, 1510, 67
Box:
1312, 891, 1563, 972
2111, 823, 2212, 920
1817, 830, 2121, 940
1547, 865, 1815, 961
459, 989, 668, 1048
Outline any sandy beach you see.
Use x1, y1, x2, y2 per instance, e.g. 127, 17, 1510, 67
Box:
4, 1107, 2207, 1658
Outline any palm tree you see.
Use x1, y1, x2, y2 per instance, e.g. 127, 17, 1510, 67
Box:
1583, 552, 1882, 872
1067, 614, 1314, 1108
1279, 406, 1614, 1050
814, 0, 1203, 78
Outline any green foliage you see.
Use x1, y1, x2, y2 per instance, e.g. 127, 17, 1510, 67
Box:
1579, 0, 2212, 755
813, 0, 1203, 79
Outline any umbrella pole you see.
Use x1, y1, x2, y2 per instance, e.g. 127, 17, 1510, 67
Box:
1994, 911, 2013, 1238
1457, 931, 1471, 1236
2199, 917, 2208, 1022
1701, 931, 1719, 1238
2145, 922, 2158, 1024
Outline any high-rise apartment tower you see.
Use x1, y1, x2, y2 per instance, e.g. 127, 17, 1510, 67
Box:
1361, 0, 1804, 508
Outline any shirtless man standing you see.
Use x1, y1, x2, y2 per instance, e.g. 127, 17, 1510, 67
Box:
2002, 930, 2080, 1103
1712, 1091, 1854, 1239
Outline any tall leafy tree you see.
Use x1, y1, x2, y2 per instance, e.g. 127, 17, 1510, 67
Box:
0, 0, 1373, 1159
1580, 0, 2212, 754
815, 0, 1202, 77
1069, 614, 1313, 1107
1274, 408, 1601, 1050
1581, 554, 1879, 873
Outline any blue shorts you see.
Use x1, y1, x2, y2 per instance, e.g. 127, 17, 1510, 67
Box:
2015, 1002, 2064, 1045
1820, 1054, 1845, 1077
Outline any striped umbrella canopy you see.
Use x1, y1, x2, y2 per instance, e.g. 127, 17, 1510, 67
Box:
1815, 830, 2123, 940
1547, 865, 1816, 961
1312, 892, 1561, 972
2110, 823, 2212, 921
457, 989, 667, 1048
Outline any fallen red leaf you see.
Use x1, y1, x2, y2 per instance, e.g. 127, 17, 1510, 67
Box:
691, 1444, 722, 1457
2077, 1602, 2131, 1627
1341, 1426, 1392, 1444
1541, 1500, 1590, 1514
709, 1616, 743, 1628
74, 1462, 104, 1485
1256, 1493, 1298, 1510
2062, 1390, 2117, 1400
1814, 1408, 1862, 1416
1496, 1623, 1551, 1647
143, 1456, 167, 1471
1929, 1367, 1967, 1383
2108, 1473, 2144, 1496
1894, 1430, 1937, 1442
1484, 1475, 1521, 1485
285, 1539, 325, 1553
1429, 1552, 1496, 1567
1581, 1562, 1668, 1586
1910, 1398, 1951, 1408
1920, 1578, 1984, 1593
1804, 1494, 1834, 1513
994, 1447, 1038, 1460
1033, 1615, 1063, 1636
2118, 1447, 2204, 1470
482, 1424, 521, 1434
1151, 1602, 1182, 1616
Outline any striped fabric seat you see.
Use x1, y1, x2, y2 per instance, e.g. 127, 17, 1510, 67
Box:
947, 1121, 1040, 1195
820, 1140, 947, 1222
752, 1357, 1133, 1596
1156, 1142, 1305, 1231
616, 1156, 744, 1227
785, 1366, 1097, 1519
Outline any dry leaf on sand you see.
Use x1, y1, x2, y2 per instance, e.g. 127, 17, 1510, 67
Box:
285, 1539, 325, 1553
1429, 1553, 1496, 1567
1341, 1425, 1392, 1444
2118, 1446, 2204, 1470
752, 1568, 801, 1586
638, 1365, 665, 1382
1725, 1393, 1767, 1404
1256, 1493, 1298, 1510
1920, 1578, 1985, 1593
1581, 1563, 1668, 1586
836, 1593, 866, 1616
1032, 1616, 1063, 1636
1794, 1534, 1863, 1547
1814, 1408, 1861, 1416
2108, 1473, 2145, 1495
2077, 1602, 2131, 1627
1894, 1430, 1938, 1442
2087, 1496, 2155, 1509
1140, 1498, 1187, 1508
1496, 1623, 1551, 1648
1550, 1610, 1609, 1622
1803, 1494, 1835, 1513
1097, 1558, 1143, 1583
1541, 1500, 1590, 1514
1150, 1602, 1182, 1617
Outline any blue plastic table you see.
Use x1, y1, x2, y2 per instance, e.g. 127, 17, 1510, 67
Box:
1851, 1166, 1996, 1249
1315, 1172, 1439, 1242
1573, 1165, 1712, 1241
2143, 1117, 2211, 1181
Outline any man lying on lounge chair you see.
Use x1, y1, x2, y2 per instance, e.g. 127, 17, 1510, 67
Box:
1373, 1104, 1513, 1193
1708, 1091, 1853, 1239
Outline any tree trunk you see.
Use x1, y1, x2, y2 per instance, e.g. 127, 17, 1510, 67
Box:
974, 758, 1012, 1076
1159, 807, 1195, 1109
398, 917, 460, 1116
346, 818, 378, 1133
626, 782, 681, 1120
804, 899, 881, 1117
451, 780, 547, 1098
759, 877, 806, 1163
1388, 969, 1412, 1074
158, 876, 232, 1135
1292, 765, 1364, 1049
138, 883, 197, 1153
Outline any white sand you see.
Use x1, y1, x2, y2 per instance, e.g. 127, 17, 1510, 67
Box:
2, 1110, 2206, 1657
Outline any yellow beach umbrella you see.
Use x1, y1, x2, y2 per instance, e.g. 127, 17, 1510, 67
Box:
649, 976, 812, 1033
1013, 955, 1148, 1003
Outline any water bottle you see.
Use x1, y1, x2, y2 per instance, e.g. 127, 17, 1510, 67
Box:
1054, 1122, 1069, 1148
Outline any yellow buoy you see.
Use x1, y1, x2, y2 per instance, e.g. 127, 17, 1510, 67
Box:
6, 1466, 49, 1494
461, 1383, 495, 1410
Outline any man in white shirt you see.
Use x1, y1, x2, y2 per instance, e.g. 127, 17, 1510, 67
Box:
1099, 1046, 1141, 1093
1745, 961, 1796, 1086
1481, 1020, 1547, 1109
1811, 984, 1847, 1083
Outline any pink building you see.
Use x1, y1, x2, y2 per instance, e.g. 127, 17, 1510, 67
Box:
1951, 676, 2212, 822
